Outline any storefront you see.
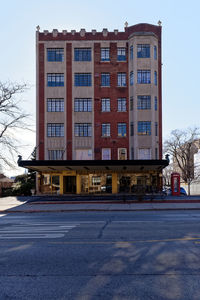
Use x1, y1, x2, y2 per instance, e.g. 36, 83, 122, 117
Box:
18, 159, 168, 195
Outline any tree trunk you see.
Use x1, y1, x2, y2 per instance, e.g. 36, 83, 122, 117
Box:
188, 182, 190, 196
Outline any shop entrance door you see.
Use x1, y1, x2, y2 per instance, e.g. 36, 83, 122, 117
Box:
63, 176, 76, 194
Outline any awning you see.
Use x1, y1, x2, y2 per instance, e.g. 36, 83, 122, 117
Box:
18, 159, 168, 173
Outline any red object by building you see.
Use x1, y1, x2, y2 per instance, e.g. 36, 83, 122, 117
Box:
171, 173, 180, 196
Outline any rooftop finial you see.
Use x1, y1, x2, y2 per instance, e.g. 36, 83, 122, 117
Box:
124, 21, 128, 28
36, 25, 40, 32
158, 20, 162, 26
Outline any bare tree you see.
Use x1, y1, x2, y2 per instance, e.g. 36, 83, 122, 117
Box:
164, 127, 200, 195
0, 81, 31, 168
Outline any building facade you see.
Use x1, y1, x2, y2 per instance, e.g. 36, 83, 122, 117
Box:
19, 23, 168, 195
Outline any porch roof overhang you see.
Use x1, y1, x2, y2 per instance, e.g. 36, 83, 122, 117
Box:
18, 159, 169, 173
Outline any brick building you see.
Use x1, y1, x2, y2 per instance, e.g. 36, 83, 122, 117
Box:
19, 22, 168, 194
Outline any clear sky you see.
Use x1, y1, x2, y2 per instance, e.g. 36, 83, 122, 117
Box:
0, 0, 200, 176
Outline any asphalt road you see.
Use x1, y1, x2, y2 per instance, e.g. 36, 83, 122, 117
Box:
1, 211, 200, 299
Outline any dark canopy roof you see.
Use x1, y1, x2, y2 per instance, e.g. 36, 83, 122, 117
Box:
18, 159, 168, 173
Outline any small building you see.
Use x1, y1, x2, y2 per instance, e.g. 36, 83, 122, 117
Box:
0, 174, 14, 196
19, 22, 168, 195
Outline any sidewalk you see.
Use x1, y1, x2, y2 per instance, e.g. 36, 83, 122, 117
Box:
1, 195, 200, 213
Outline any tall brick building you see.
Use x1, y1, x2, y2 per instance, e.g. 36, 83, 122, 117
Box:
19, 22, 168, 194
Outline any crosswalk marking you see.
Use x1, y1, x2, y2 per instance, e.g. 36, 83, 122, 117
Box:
0, 222, 79, 239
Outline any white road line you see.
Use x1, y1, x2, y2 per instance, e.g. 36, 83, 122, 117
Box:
0, 233, 64, 239
0, 222, 79, 239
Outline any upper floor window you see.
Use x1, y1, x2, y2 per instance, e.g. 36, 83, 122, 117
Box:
138, 148, 151, 159
118, 98, 126, 112
130, 122, 134, 136
118, 123, 127, 137
154, 46, 157, 60
74, 123, 92, 137
117, 73, 126, 87
101, 48, 110, 61
118, 148, 127, 160
130, 45, 133, 60
47, 74, 64, 87
102, 98, 110, 112
74, 98, 92, 112
74, 73, 91, 86
101, 73, 110, 87
102, 148, 111, 160
48, 149, 64, 160
130, 97, 133, 111
102, 123, 110, 137
74, 48, 91, 61
47, 48, 64, 62
138, 121, 151, 136
47, 98, 64, 112
154, 71, 157, 85
155, 122, 158, 136
47, 123, 64, 137
154, 96, 158, 111
137, 70, 151, 84
155, 148, 158, 159
137, 96, 151, 110
137, 44, 150, 58
130, 71, 134, 85
117, 48, 126, 61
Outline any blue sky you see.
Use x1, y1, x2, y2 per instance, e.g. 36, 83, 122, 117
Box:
0, 0, 200, 175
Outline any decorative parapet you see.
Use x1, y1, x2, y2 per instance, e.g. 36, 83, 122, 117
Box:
80, 29, 86, 37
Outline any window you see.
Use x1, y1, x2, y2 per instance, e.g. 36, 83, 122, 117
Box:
76, 149, 92, 160
118, 98, 126, 111
117, 73, 126, 87
137, 70, 151, 84
137, 96, 151, 110
130, 122, 134, 136
118, 123, 126, 137
117, 48, 126, 61
47, 99, 64, 112
102, 124, 110, 137
74, 123, 92, 137
47, 74, 64, 87
74, 99, 92, 112
130, 97, 133, 111
130, 45, 133, 60
154, 46, 157, 60
101, 73, 110, 87
155, 122, 158, 136
101, 48, 110, 61
74, 48, 91, 61
101, 98, 110, 112
47, 123, 64, 137
138, 148, 151, 159
131, 147, 134, 160
74, 73, 91, 86
137, 44, 150, 58
155, 148, 158, 159
138, 121, 151, 135
155, 96, 158, 111
47, 48, 64, 62
102, 148, 111, 160
118, 148, 127, 160
130, 71, 134, 85
48, 150, 64, 160
154, 71, 157, 85
92, 176, 101, 185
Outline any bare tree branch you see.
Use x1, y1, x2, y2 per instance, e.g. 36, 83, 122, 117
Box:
164, 127, 200, 195
0, 81, 33, 169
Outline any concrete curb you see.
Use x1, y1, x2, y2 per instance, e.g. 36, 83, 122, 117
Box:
1, 208, 200, 213
27, 200, 200, 205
